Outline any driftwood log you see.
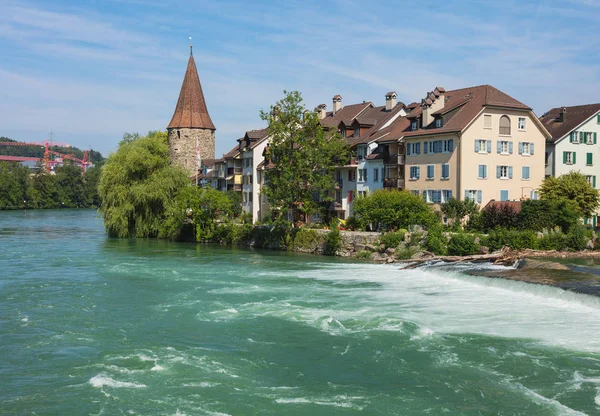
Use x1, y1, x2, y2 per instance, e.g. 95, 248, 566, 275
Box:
396, 247, 523, 269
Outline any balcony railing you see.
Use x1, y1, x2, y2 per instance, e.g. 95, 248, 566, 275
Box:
383, 177, 405, 189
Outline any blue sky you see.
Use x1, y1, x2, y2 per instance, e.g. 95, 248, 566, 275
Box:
1, 0, 599, 159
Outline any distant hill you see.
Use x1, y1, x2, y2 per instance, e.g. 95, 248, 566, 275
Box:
0, 137, 104, 163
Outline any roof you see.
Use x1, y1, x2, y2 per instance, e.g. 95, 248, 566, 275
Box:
401, 84, 531, 139
201, 158, 217, 168
347, 104, 407, 146
223, 144, 240, 159
483, 200, 522, 213
320, 102, 372, 129
540, 103, 600, 142
167, 53, 216, 130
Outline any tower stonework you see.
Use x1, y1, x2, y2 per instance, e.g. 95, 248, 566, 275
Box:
167, 49, 216, 175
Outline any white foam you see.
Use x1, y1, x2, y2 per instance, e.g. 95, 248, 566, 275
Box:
274, 397, 362, 410
89, 374, 146, 389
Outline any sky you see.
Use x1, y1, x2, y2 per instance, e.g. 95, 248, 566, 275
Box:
1, 0, 599, 159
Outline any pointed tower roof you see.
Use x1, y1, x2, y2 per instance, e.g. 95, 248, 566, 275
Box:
167, 49, 216, 130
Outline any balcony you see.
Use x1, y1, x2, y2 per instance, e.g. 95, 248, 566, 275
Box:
335, 178, 343, 189
328, 202, 343, 211
397, 154, 405, 165
383, 177, 405, 189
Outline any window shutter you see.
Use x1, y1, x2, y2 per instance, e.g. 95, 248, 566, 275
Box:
509, 142, 513, 154
475, 140, 480, 152
478, 165, 483, 178
518, 142, 523, 155
416, 166, 420, 179
570, 132, 574, 143
448, 139, 453, 152
594, 176, 597, 188
483, 165, 487, 178
487, 140, 492, 153
573, 152, 577, 164
497, 166, 501, 178
477, 190, 482, 204
424, 141, 428, 154
416, 143, 421, 155
530, 143, 534, 155
465, 190, 469, 200
595, 133, 597, 144
508, 166, 513, 179
522, 166, 526, 179
563, 151, 567, 164
497, 141, 502, 154
587, 153, 593, 165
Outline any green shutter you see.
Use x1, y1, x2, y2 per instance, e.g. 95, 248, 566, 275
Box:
587, 153, 593, 165
563, 151, 567, 164
570, 132, 574, 143
585, 217, 589, 225
594, 176, 597, 188
595, 132, 598, 144
573, 152, 577, 164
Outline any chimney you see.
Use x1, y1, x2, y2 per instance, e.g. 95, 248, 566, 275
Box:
316, 104, 327, 119
385, 91, 397, 111
559, 107, 567, 123
434, 86, 445, 104
421, 96, 433, 127
332, 95, 342, 115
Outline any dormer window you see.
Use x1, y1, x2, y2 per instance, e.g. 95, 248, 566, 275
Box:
411, 121, 418, 131
435, 118, 442, 128
354, 127, 360, 137
341, 129, 346, 138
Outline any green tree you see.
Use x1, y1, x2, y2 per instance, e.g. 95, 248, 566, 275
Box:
84, 166, 102, 207
160, 186, 234, 241
99, 131, 188, 238
55, 163, 87, 207
29, 172, 59, 208
538, 172, 600, 217
441, 198, 479, 228
517, 198, 580, 232
260, 91, 350, 220
0, 161, 29, 209
353, 189, 439, 231
225, 190, 242, 218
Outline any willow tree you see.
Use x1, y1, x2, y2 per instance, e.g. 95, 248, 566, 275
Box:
99, 131, 188, 238
260, 91, 350, 221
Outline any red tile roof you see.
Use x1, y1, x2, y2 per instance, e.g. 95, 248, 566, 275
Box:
484, 200, 522, 213
167, 54, 216, 130
320, 102, 372, 129
540, 103, 600, 142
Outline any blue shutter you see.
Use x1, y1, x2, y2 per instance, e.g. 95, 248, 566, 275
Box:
465, 190, 469, 200
416, 166, 420, 179
530, 143, 535, 155
416, 143, 420, 155
448, 190, 452, 199
475, 140, 480, 152
496, 166, 501, 178
487, 140, 492, 153
424, 141, 428, 154
497, 141, 502, 154
509, 166, 513, 179
477, 190, 482, 204
518, 142, 523, 155
448, 139, 453, 152
478, 165, 483, 178
509, 142, 513, 154
500, 190, 508, 201
483, 165, 487, 178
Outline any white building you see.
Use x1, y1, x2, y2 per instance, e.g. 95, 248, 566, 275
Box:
541, 104, 600, 226
238, 128, 270, 223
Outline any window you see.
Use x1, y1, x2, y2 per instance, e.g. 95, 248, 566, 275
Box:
443, 139, 454, 153
426, 165, 435, 180
499, 115, 511, 135
585, 132, 596, 145
484, 114, 492, 129
497, 165, 513, 179
435, 118, 442, 128
570, 131, 579, 144
357, 146, 366, 160
497, 140, 513, 154
411, 121, 418, 131
563, 151, 575, 165
478, 164, 487, 179
409, 166, 420, 180
530, 190, 539, 200
348, 169, 356, 181
442, 190, 453, 202
545, 151, 550, 167
465, 190, 482, 204
586, 175, 597, 187
522, 166, 530, 180
500, 190, 509, 201
358, 168, 367, 182
341, 129, 346, 138
412, 190, 420, 197
374, 168, 379, 182
358, 191, 367, 198
407, 142, 421, 156
518, 117, 526, 130
441, 164, 450, 179
587, 152, 593, 166
475, 139, 491, 153
425, 190, 443, 204
519, 142, 534, 156
354, 127, 360, 138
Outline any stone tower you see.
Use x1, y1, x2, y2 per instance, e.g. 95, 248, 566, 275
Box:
167, 47, 216, 175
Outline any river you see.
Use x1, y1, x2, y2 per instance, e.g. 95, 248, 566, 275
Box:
2, 209, 600, 415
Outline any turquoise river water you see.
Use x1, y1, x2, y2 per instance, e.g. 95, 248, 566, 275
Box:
2, 210, 600, 415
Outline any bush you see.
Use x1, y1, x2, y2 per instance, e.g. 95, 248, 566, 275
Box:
447, 233, 479, 256
441, 198, 479, 229
353, 189, 439, 231
324, 228, 342, 256
517, 199, 580, 232
481, 204, 518, 231
293, 228, 323, 251
379, 230, 407, 249
241, 212, 253, 224
425, 225, 448, 255
566, 224, 588, 251
355, 250, 371, 259
538, 228, 568, 251
345, 216, 361, 231
395, 246, 421, 260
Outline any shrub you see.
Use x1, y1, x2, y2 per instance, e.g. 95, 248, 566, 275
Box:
345, 215, 361, 231
481, 204, 518, 231
538, 228, 568, 251
425, 225, 448, 255
293, 228, 323, 251
441, 198, 479, 229
241, 212, 253, 224
355, 250, 371, 259
395, 246, 421, 260
566, 224, 588, 251
324, 228, 342, 256
353, 189, 439, 231
485, 228, 538, 251
517, 199, 579, 232
379, 230, 407, 249
447, 233, 479, 256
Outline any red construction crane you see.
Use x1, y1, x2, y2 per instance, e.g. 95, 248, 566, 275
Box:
0, 140, 91, 172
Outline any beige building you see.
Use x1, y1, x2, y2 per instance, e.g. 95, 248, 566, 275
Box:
400, 85, 550, 206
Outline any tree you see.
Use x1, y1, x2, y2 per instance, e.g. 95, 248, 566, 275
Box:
84, 166, 102, 207
517, 198, 580, 232
538, 171, 600, 217
260, 91, 350, 220
160, 186, 234, 241
441, 198, 479, 228
353, 189, 439, 231
98, 131, 188, 238
0, 161, 29, 209
55, 163, 88, 207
